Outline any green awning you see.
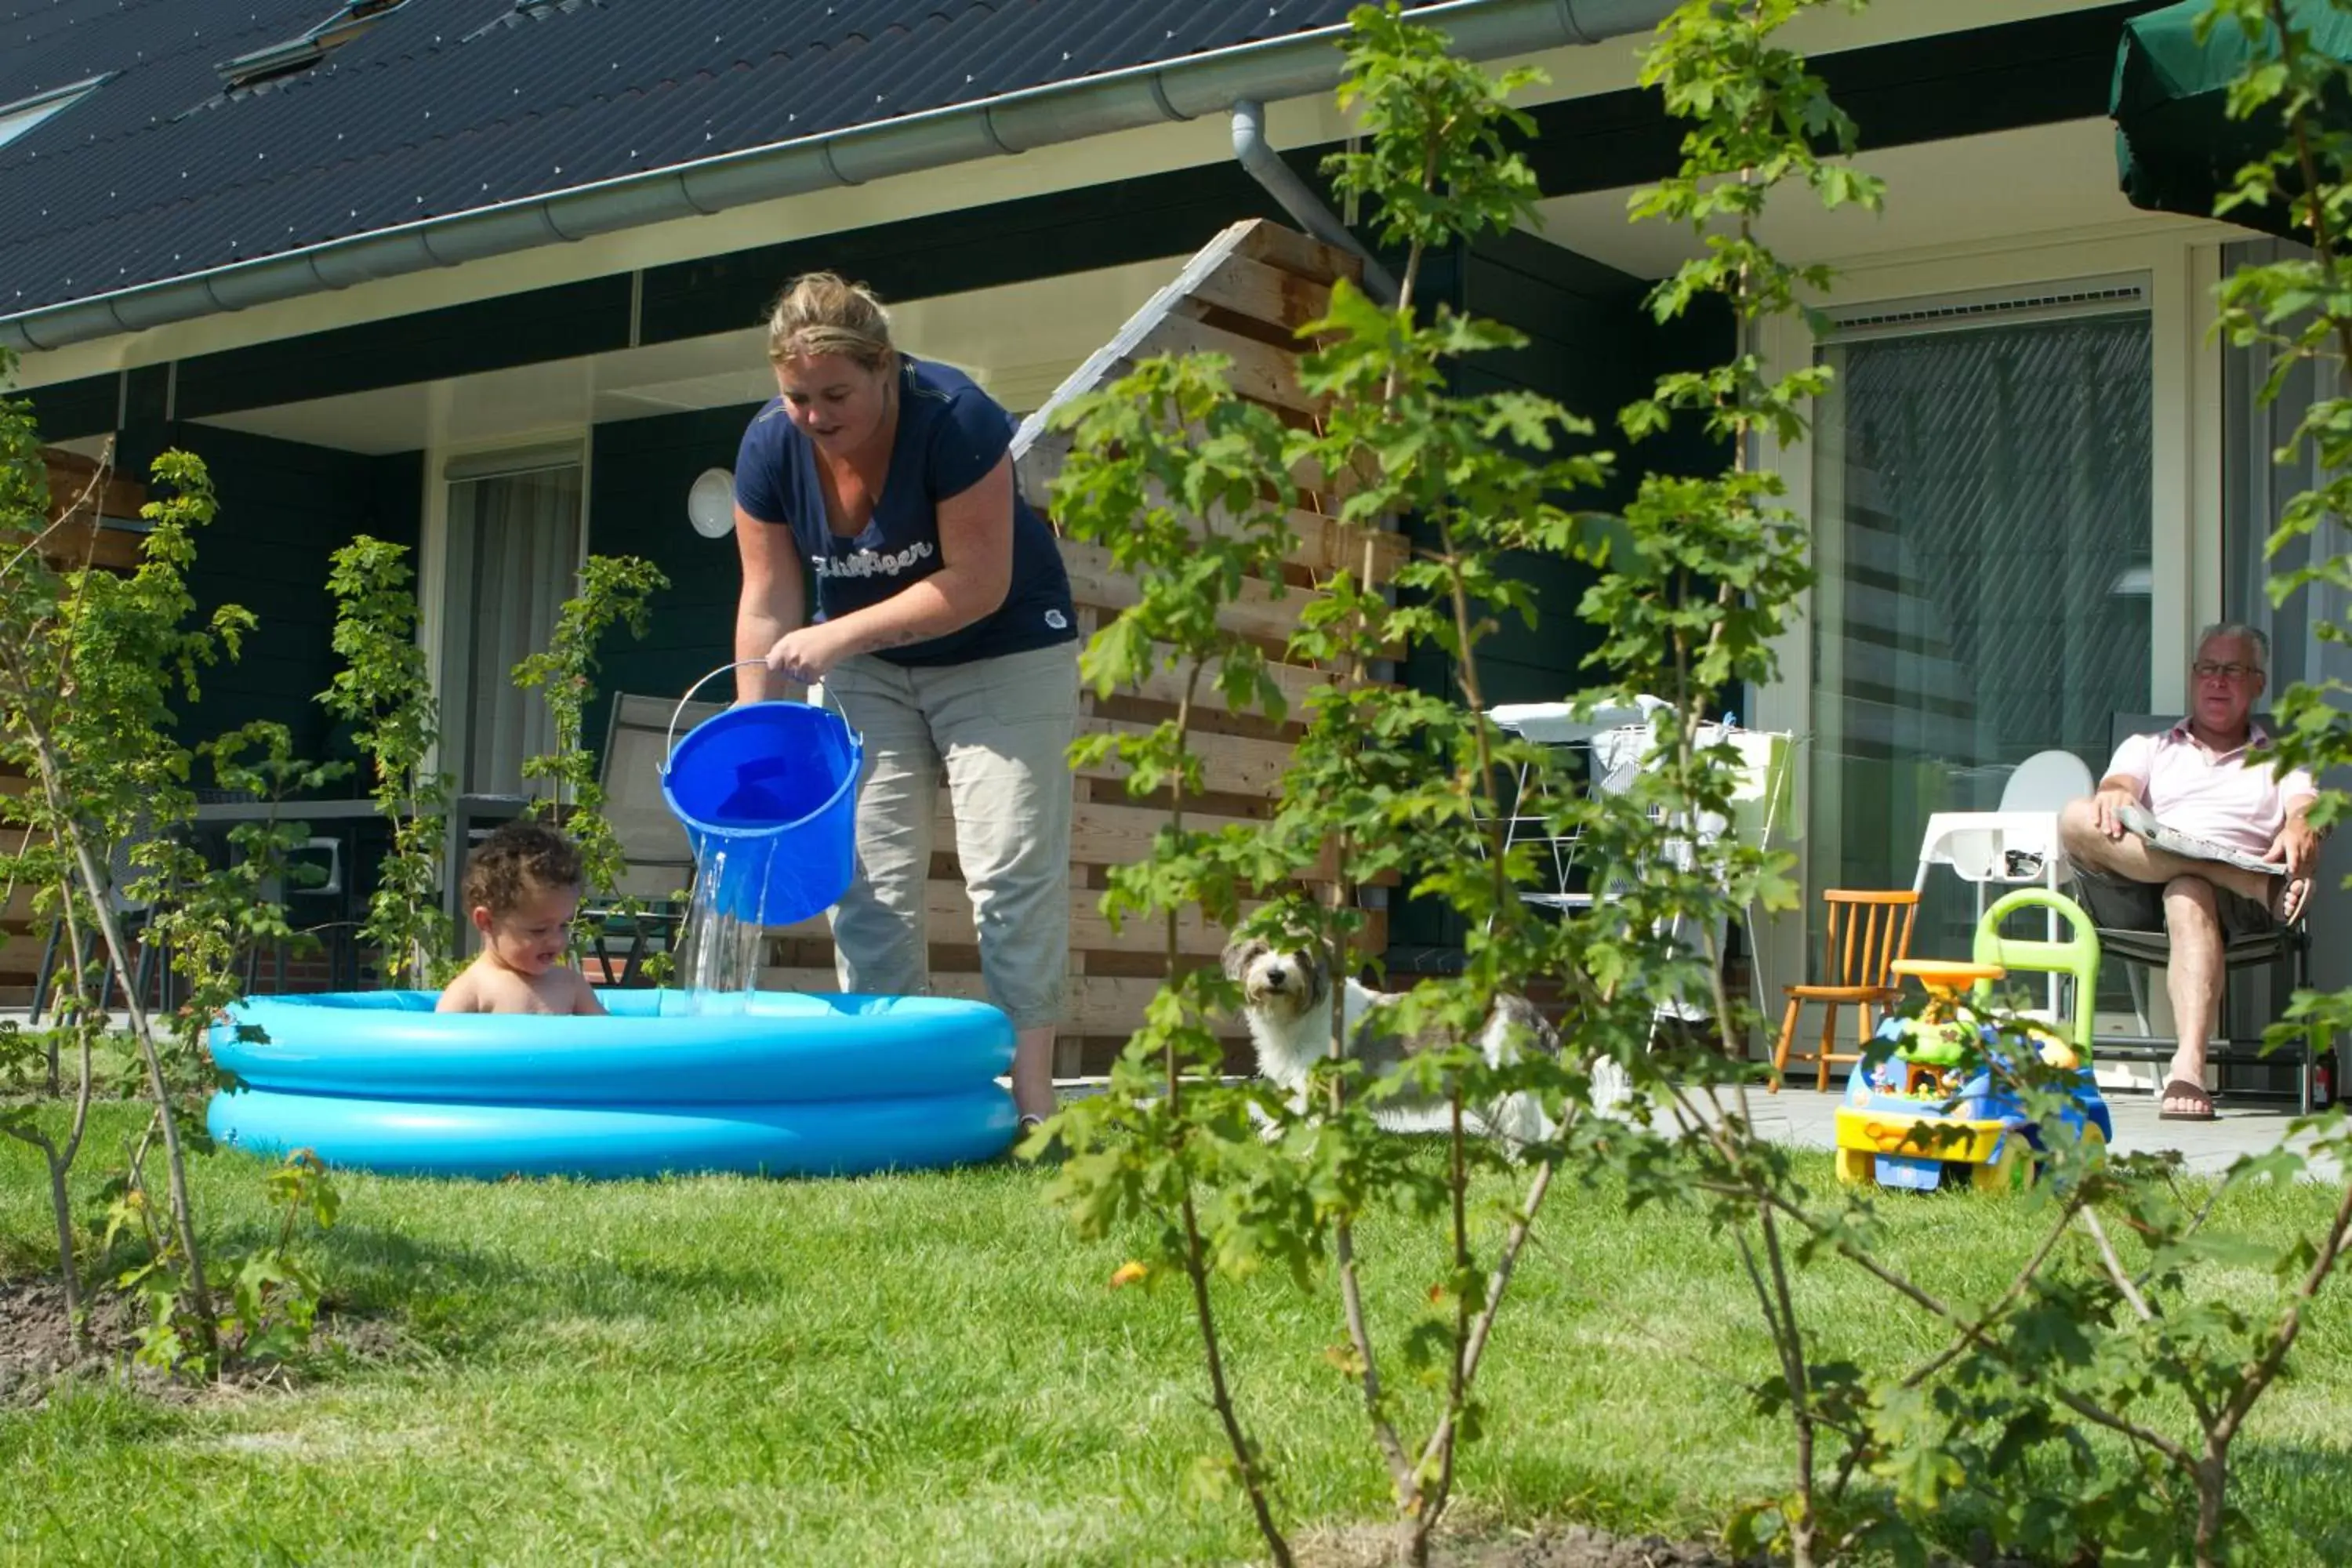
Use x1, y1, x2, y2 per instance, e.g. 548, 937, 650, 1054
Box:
2112, 0, 2352, 238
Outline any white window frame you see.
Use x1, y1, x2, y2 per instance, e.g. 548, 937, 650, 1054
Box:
418, 429, 593, 790
1743, 227, 2226, 1002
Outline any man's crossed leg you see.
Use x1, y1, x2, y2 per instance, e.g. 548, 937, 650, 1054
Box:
2057, 798, 2303, 1120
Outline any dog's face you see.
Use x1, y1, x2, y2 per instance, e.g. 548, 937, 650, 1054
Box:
1221, 935, 1330, 1026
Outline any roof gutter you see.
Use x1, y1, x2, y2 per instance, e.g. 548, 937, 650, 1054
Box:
0, 0, 1679, 356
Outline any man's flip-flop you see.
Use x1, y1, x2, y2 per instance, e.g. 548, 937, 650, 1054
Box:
2158, 1078, 2218, 1122
2272, 875, 2311, 924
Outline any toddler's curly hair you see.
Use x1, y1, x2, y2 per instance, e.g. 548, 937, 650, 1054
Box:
463, 820, 586, 917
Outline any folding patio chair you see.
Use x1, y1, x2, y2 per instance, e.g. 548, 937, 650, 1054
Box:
1483, 702, 1798, 1054
2078, 713, 2316, 1110
30, 824, 165, 1022
583, 691, 724, 985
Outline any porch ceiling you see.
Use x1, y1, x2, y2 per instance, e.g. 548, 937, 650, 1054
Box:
1530, 118, 2216, 283
189, 254, 1192, 456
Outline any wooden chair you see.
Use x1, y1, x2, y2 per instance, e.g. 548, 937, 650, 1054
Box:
1771, 889, 1920, 1092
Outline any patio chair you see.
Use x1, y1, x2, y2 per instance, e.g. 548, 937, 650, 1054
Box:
1480, 705, 1798, 1044
1770, 888, 1920, 1092
261, 829, 364, 992
2077, 713, 2316, 1111
30, 826, 164, 1022
584, 691, 722, 985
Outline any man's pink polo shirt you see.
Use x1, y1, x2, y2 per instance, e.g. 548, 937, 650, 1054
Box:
2106, 720, 2317, 856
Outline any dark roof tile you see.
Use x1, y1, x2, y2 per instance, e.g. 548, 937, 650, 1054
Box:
2, 0, 1444, 321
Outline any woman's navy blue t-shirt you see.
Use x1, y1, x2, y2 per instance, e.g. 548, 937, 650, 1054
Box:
733, 357, 1077, 668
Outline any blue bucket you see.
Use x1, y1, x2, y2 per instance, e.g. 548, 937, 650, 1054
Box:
659, 661, 864, 927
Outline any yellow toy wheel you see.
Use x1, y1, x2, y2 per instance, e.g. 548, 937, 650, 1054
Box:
1835, 1147, 1875, 1185
1972, 1138, 2031, 1194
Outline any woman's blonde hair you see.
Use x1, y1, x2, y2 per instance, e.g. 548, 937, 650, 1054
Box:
764, 271, 895, 370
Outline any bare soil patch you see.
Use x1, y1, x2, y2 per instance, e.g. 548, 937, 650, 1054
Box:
1304, 1522, 1747, 1568
0, 1274, 145, 1404
2, 1272, 404, 1407
1436, 1527, 1744, 1567
1305, 1519, 2037, 1567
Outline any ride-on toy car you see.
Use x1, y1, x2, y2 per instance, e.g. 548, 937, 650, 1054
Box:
1833, 890, 2113, 1192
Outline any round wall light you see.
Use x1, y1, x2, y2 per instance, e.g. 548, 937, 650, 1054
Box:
687, 466, 736, 539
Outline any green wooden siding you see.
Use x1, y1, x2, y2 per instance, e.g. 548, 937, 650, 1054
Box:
1387, 229, 1731, 967
118, 422, 422, 768
582, 405, 772, 760
19, 372, 117, 441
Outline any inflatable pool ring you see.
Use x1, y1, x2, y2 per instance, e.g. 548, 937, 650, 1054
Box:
206, 989, 1016, 1180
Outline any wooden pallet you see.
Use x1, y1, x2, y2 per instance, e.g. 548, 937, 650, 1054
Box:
36, 447, 149, 573
1, 779, 40, 1008
757, 219, 1399, 1075
0, 452, 151, 1004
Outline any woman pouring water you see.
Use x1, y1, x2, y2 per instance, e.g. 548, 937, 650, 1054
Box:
731, 272, 1080, 1132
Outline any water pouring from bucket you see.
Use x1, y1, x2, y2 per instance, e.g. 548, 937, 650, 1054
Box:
661, 659, 864, 938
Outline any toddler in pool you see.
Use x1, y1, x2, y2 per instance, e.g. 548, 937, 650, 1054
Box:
435, 820, 607, 1016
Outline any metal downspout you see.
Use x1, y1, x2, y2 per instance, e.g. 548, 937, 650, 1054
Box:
1229, 99, 1400, 304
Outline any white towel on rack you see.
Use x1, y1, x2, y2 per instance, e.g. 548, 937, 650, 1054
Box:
1487, 695, 1668, 746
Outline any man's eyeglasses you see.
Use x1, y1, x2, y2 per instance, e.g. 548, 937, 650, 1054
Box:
2192, 660, 2258, 681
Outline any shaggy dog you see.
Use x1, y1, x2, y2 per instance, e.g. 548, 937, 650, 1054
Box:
1221, 935, 1574, 1146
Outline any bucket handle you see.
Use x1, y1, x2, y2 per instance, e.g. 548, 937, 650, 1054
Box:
662, 658, 855, 775
663, 659, 769, 775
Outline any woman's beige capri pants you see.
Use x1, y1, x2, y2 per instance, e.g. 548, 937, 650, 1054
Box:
811, 641, 1078, 1030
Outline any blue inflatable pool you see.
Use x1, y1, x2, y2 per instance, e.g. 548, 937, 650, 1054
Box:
206, 990, 1016, 1181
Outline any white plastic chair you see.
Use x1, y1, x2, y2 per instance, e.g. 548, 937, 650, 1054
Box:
2002, 750, 2096, 815
1911, 747, 2094, 1014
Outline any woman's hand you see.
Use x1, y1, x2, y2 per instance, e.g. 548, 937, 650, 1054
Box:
766, 622, 852, 684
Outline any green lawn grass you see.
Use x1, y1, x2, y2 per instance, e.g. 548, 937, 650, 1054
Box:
5, 1102, 2350, 1566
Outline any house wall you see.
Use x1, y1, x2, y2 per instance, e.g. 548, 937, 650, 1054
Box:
118, 421, 423, 765
581, 404, 770, 749
1744, 222, 2232, 1076
1387, 229, 1732, 968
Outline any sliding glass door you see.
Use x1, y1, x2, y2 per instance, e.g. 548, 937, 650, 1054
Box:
1809, 300, 2154, 959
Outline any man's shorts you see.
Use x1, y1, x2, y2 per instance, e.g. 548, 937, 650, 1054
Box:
2072, 863, 2276, 940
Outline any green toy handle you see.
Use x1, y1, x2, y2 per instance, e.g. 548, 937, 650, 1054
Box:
1971, 887, 2103, 1059
1976, 887, 2099, 951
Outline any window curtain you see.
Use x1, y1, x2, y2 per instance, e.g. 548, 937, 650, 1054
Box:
450, 466, 582, 798
2224, 238, 2349, 696
2223, 237, 2351, 1013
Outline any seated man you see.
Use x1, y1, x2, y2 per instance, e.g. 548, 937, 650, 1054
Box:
2058, 623, 2318, 1121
